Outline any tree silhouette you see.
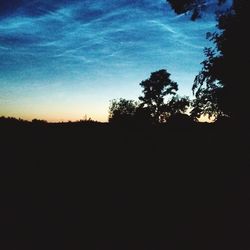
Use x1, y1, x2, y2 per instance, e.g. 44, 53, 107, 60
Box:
191, 0, 250, 121
156, 95, 191, 122
166, 95, 190, 117
167, 0, 228, 20
108, 98, 138, 124
32, 119, 48, 124
168, 0, 250, 122
139, 69, 178, 123
190, 47, 224, 120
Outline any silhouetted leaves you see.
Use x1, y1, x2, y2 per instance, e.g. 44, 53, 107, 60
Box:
167, 0, 228, 20
109, 98, 139, 125
191, 0, 250, 121
139, 69, 178, 123
166, 95, 190, 116
167, 0, 250, 122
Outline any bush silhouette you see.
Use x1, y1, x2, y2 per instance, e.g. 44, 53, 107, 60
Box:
108, 98, 139, 125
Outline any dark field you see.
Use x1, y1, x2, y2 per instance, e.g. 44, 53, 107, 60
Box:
1, 121, 249, 249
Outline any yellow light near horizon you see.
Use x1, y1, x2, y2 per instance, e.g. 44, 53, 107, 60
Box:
0, 104, 109, 123
198, 114, 214, 123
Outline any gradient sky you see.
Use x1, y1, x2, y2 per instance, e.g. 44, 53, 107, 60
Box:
0, 0, 221, 122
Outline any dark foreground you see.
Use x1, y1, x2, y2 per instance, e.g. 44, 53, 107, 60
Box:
0, 121, 249, 249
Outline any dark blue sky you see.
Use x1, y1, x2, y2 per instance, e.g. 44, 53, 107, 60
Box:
0, 0, 219, 121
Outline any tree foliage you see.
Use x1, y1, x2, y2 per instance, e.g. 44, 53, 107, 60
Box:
191, 47, 224, 119
108, 98, 138, 124
139, 69, 178, 123
192, 0, 250, 121
168, 0, 250, 122
166, 95, 190, 116
167, 0, 227, 20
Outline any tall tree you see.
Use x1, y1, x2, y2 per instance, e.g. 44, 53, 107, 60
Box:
192, 0, 250, 121
168, 0, 250, 122
139, 69, 178, 123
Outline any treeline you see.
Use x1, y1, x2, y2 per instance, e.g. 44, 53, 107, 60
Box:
0, 116, 102, 127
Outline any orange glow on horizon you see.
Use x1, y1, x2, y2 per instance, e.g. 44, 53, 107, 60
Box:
0, 111, 108, 123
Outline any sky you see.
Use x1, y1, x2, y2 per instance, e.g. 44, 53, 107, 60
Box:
0, 0, 220, 122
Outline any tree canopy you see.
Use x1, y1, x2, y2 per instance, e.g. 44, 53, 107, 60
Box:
192, 0, 250, 121
108, 98, 138, 124
168, 0, 250, 122
139, 69, 178, 123
166, 95, 190, 117
167, 0, 228, 20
